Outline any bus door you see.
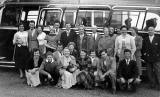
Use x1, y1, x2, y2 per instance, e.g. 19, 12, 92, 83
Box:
38, 7, 63, 33
0, 5, 39, 67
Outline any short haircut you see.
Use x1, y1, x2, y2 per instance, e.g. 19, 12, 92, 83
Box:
67, 42, 76, 48
37, 25, 44, 30
81, 49, 87, 54
18, 23, 24, 30
120, 25, 128, 30
29, 20, 35, 24
32, 48, 39, 53
124, 49, 131, 54
99, 49, 107, 55
54, 20, 60, 24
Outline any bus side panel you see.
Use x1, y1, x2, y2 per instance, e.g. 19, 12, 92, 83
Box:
0, 29, 16, 61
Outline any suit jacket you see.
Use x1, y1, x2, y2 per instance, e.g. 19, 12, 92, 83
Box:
88, 33, 102, 52
142, 35, 160, 63
60, 29, 77, 48
77, 34, 89, 52
98, 56, 116, 74
134, 35, 143, 57
27, 29, 39, 52
117, 59, 138, 80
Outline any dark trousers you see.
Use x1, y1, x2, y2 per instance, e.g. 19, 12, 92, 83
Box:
117, 78, 137, 92
147, 61, 160, 88
39, 70, 60, 85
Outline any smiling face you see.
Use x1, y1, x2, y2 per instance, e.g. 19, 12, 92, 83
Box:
124, 51, 131, 60
54, 22, 60, 29
66, 24, 71, 31
121, 27, 128, 36
79, 26, 85, 35
47, 55, 53, 62
101, 51, 107, 59
68, 44, 74, 51
19, 24, 24, 32
90, 51, 96, 58
109, 27, 114, 35
103, 27, 109, 36
29, 22, 35, 30
64, 48, 70, 57
148, 27, 155, 36
80, 50, 86, 59
37, 26, 42, 34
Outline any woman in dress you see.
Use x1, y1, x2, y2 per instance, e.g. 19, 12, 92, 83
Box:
37, 25, 46, 57
68, 42, 79, 59
76, 49, 94, 89
58, 47, 79, 89
13, 23, 30, 78
25, 48, 43, 87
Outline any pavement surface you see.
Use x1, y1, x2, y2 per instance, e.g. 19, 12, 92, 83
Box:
0, 67, 159, 97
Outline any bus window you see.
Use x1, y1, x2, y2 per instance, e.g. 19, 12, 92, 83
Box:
39, 9, 62, 26
111, 11, 128, 28
143, 12, 160, 31
94, 11, 103, 27
111, 11, 145, 30
76, 11, 91, 27
94, 11, 110, 27
63, 11, 75, 26
27, 11, 39, 25
1, 6, 21, 26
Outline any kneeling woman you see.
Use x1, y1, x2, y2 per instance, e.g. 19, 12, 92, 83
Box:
25, 48, 43, 87
58, 47, 79, 89
76, 50, 94, 89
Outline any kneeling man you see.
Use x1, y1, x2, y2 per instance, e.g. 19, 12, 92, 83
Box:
117, 49, 140, 92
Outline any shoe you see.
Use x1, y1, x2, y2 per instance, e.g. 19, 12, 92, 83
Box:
111, 87, 116, 94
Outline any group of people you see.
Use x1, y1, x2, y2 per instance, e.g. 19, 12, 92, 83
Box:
12, 20, 160, 94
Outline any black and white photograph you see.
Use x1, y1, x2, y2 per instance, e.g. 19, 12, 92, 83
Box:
0, 0, 160, 97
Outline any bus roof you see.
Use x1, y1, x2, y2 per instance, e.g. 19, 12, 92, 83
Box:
4, 0, 160, 7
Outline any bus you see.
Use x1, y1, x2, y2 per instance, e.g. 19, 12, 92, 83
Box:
0, 0, 160, 76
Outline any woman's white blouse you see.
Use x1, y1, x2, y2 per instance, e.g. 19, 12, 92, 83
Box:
115, 34, 136, 55
13, 31, 28, 46
37, 32, 46, 45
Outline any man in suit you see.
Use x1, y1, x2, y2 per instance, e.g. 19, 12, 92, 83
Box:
77, 25, 89, 53
97, 49, 116, 94
142, 26, 160, 90
88, 25, 102, 57
27, 20, 38, 52
117, 49, 140, 92
60, 23, 77, 48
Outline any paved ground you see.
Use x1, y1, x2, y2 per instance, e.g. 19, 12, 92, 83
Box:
0, 67, 159, 97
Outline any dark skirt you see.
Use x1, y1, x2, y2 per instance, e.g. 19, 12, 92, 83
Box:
76, 70, 94, 89
15, 45, 29, 69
